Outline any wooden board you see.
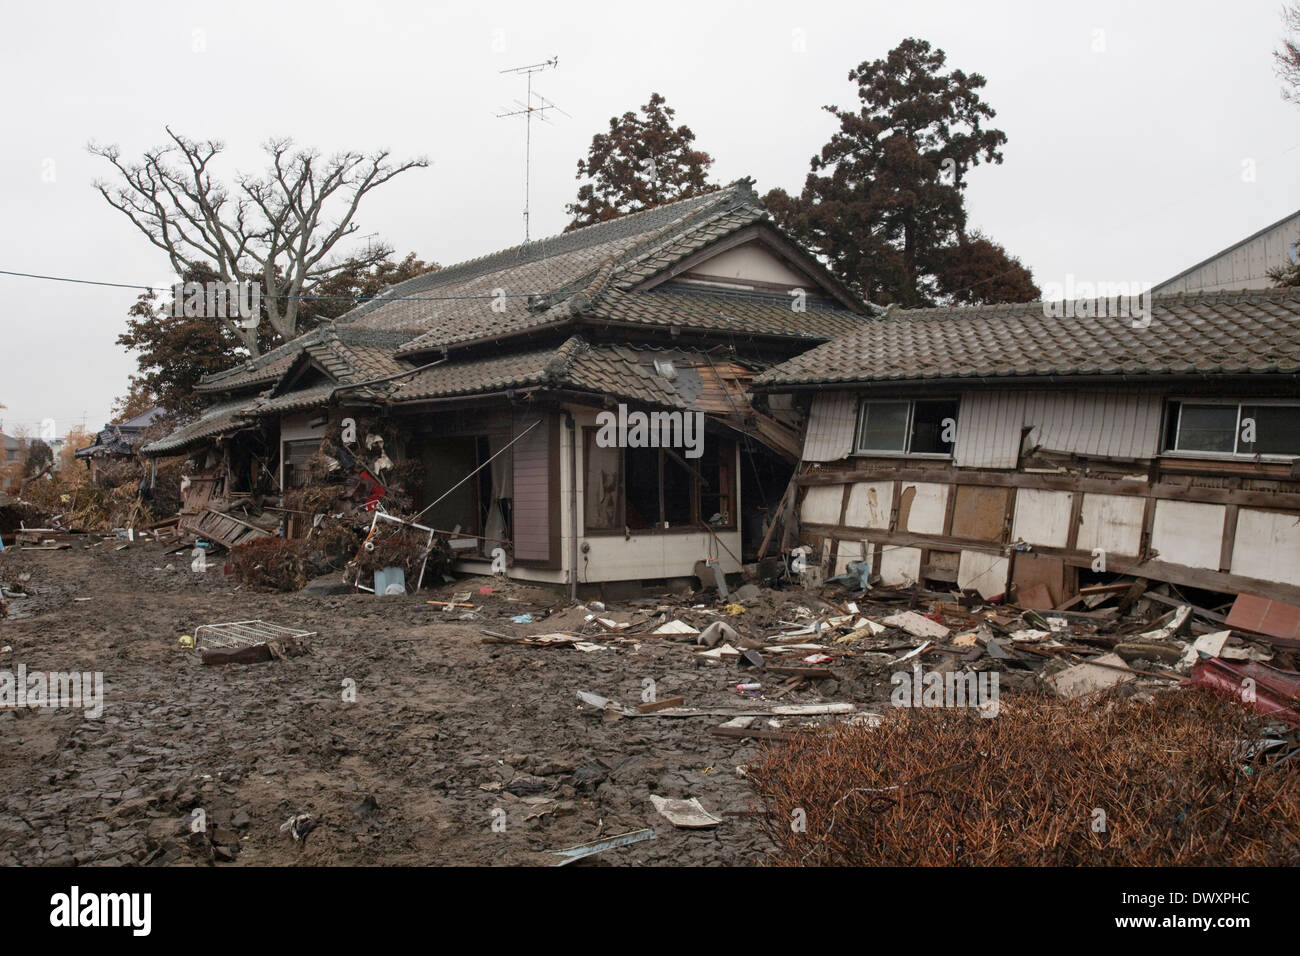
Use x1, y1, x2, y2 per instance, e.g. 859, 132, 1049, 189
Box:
1012, 552, 1068, 609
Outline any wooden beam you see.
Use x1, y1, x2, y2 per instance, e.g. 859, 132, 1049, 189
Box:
796, 467, 1300, 511
1219, 504, 1239, 573
800, 520, 1300, 606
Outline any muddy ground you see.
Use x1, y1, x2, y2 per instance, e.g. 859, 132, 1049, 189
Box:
0, 537, 932, 867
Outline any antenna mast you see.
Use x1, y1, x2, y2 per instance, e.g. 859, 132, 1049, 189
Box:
496, 56, 563, 243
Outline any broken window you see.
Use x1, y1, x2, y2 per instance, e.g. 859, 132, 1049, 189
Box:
583, 429, 736, 532
624, 445, 660, 530
697, 439, 736, 527
1163, 401, 1300, 458
584, 432, 622, 531
282, 440, 319, 489
855, 399, 958, 456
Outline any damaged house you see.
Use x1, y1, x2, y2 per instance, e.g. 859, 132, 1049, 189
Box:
752, 287, 1300, 608
143, 181, 878, 590
75, 407, 165, 483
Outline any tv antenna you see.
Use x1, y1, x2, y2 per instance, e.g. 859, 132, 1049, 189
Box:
496, 56, 566, 243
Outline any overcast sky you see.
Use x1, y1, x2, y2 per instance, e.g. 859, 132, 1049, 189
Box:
1, 0, 1296, 438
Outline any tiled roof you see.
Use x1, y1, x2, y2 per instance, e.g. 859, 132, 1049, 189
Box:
242, 382, 340, 418
754, 288, 1300, 388
147, 337, 769, 455
587, 286, 868, 342
194, 347, 301, 394
390, 336, 742, 410
140, 400, 251, 456
391, 337, 619, 402
383, 186, 774, 355
303, 336, 412, 386
195, 327, 412, 394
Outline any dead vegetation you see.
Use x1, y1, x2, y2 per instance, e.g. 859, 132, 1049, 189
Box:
229, 537, 310, 591
228, 515, 365, 591
749, 690, 1300, 866
13, 456, 183, 535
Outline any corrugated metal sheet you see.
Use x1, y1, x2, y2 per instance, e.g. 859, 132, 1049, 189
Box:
802, 392, 857, 462
954, 392, 1026, 468
1023, 390, 1161, 458
955, 389, 1161, 468
1154, 209, 1300, 294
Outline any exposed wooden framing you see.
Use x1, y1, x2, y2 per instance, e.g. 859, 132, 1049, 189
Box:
1219, 504, 1239, 573
941, 482, 959, 537
1140, 495, 1157, 562
1065, 491, 1083, 551
755, 477, 795, 559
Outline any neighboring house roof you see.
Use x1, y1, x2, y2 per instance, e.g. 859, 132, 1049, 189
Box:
75, 407, 167, 459
754, 287, 1300, 389
1154, 207, 1300, 294
113, 407, 167, 432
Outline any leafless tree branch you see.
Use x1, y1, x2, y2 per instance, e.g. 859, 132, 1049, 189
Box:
90, 131, 428, 355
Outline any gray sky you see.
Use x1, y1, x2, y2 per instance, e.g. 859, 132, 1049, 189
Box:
1, 0, 1296, 439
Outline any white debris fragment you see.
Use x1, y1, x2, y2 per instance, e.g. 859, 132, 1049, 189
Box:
881, 611, 950, 640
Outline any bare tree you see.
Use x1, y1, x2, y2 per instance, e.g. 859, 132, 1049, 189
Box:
90, 129, 427, 355
1278, 3, 1300, 104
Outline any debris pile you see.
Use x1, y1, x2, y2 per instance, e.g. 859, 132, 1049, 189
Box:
18, 457, 183, 535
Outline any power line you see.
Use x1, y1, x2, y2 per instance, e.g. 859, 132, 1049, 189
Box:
0, 266, 871, 332
0, 268, 564, 303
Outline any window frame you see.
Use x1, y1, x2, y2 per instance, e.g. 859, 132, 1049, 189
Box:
581, 427, 737, 535
1162, 398, 1300, 461
853, 398, 959, 459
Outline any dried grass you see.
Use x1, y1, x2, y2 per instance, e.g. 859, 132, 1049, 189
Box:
748, 690, 1300, 866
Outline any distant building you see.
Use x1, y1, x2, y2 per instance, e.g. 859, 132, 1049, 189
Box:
75, 408, 165, 463
0, 431, 19, 467
75, 408, 165, 486
1154, 208, 1300, 294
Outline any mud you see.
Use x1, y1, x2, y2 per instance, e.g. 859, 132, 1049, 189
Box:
0, 540, 903, 866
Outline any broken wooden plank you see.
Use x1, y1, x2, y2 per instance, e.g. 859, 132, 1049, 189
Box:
710, 725, 802, 742
636, 696, 685, 714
